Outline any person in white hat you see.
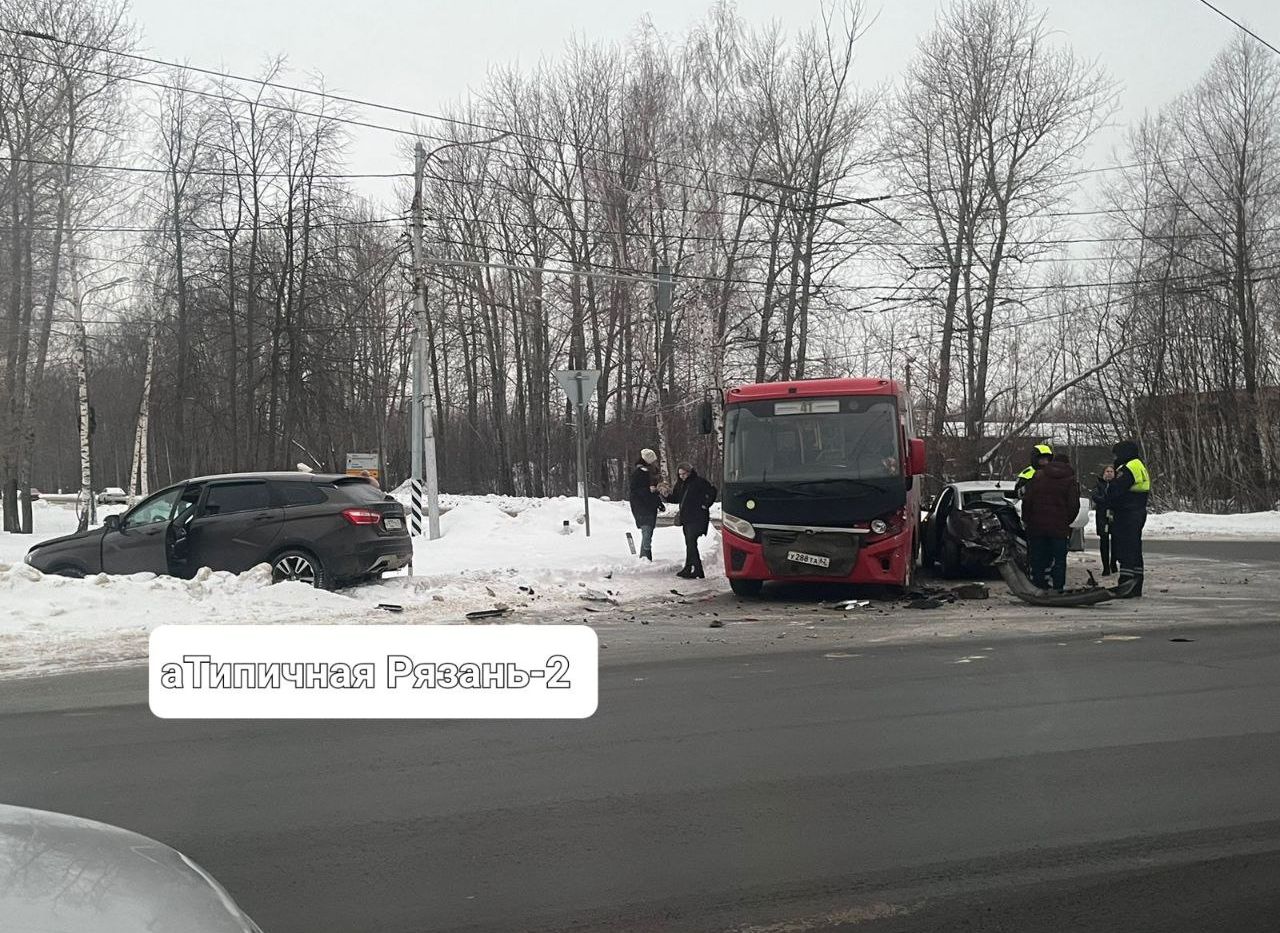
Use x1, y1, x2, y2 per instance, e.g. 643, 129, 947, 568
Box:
629, 448, 664, 559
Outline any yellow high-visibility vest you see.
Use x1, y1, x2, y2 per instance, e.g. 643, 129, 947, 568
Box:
1018, 466, 1036, 481
1125, 458, 1151, 493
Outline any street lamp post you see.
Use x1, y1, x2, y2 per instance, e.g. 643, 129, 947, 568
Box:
409, 133, 510, 541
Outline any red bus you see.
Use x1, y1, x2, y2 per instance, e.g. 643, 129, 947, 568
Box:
716, 377, 926, 596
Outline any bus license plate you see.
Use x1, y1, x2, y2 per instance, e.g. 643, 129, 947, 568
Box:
786, 550, 830, 568
385, 517, 404, 530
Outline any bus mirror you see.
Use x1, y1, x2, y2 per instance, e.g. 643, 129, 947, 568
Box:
908, 437, 926, 476
697, 400, 714, 435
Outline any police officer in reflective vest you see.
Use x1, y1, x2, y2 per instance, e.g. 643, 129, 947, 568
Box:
1104, 440, 1151, 598
1015, 443, 1054, 498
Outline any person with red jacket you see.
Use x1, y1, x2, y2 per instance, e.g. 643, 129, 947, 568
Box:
1021, 454, 1081, 592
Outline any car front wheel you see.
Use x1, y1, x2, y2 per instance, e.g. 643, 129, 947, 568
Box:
271, 549, 328, 589
729, 578, 763, 598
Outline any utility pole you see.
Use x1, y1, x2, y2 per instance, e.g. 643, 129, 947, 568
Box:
411, 141, 442, 540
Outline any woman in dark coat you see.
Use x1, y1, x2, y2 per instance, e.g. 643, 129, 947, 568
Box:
1091, 464, 1118, 576
628, 448, 663, 560
664, 462, 717, 579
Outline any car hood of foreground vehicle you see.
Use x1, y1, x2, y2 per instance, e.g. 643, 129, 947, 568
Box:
25, 527, 104, 555
0, 803, 265, 933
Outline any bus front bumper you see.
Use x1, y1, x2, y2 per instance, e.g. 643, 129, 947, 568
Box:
721, 526, 913, 586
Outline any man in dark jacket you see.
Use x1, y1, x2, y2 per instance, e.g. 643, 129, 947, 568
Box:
1021, 455, 1081, 592
1104, 440, 1151, 598
665, 462, 717, 579
1091, 464, 1118, 576
1014, 443, 1054, 498
628, 448, 663, 560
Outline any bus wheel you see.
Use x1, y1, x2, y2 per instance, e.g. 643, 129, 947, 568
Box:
729, 578, 763, 598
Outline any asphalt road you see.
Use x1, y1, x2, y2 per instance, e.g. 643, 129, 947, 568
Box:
4, 597, 1280, 931
1143, 537, 1280, 563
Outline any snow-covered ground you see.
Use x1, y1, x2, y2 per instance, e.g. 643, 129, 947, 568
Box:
0, 496, 718, 679
2, 495, 1278, 680
1141, 509, 1280, 539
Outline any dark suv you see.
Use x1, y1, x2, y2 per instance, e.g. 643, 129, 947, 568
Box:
25, 472, 412, 589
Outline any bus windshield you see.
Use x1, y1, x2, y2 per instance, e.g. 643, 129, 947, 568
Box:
725, 395, 901, 485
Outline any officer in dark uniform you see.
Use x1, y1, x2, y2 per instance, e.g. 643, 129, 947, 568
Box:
1104, 440, 1151, 598
1014, 443, 1054, 498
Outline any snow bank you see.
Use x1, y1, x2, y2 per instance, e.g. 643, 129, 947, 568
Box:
3, 490, 1279, 678
0, 496, 717, 679
1143, 509, 1280, 539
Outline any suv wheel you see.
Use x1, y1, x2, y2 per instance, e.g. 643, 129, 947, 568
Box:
271, 550, 328, 589
729, 578, 763, 598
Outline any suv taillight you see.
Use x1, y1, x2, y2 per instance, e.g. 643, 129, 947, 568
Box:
341, 508, 382, 526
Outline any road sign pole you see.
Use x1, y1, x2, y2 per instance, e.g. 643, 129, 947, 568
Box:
553, 369, 601, 539
577, 398, 590, 537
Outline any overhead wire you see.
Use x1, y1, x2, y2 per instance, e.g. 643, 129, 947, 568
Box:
6, 30, 1278, 217
1194, 0, 1280, 57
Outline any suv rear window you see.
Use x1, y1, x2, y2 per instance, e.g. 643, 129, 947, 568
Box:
330, 479, 387, 504
274, 481, 328, 507
203, 481, 271, 515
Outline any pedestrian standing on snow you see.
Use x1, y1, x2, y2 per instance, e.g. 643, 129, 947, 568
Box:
1021, 454, 1080, 592
629, 448, 664, 560
1104, 440, 1151, 598
1092, 464, 1118, 576
664, 462, 717, 579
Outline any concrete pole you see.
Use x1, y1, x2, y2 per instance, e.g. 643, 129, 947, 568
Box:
411, 141, 443, 540
410, 143, 425, 535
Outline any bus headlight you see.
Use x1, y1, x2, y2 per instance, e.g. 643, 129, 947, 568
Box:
722, 512, 756, 541
870, 519, 888, 535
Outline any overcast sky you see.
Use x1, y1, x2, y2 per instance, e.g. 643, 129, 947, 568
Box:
128, 0, 1280, 202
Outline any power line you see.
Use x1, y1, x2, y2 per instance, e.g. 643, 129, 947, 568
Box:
50, 255, 1280, 347
0, 46, 769, 207
3, 24, 764, 191
3, 214, 408, 234
1195, 0, 1280, 57
3, 153, 408, 180
7, 28, 1275, 218
4, 43, 1268, 240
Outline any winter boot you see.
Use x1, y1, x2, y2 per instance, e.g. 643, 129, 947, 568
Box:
676, 568, 693, 579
